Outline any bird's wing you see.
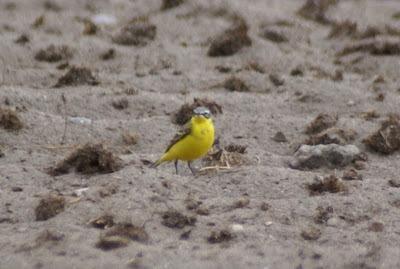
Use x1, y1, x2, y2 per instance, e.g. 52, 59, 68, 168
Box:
165, 120, 192, 152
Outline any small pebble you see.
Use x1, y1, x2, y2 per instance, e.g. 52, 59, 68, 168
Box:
264, 221, 273, 227
326, 217, 340, 227
230, 224, 244, 232
73, 187, 89, 197
92, 14, 117, 25
69, 117, 92, 125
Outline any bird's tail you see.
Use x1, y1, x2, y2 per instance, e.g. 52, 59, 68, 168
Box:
150, 152, 170, 168
149, 158, 162, 168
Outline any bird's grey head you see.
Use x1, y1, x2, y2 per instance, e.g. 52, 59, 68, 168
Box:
193, 107, 211, 119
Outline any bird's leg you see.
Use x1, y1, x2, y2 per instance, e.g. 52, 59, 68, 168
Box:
187, 161, 195, 176
174, 160, 179, 175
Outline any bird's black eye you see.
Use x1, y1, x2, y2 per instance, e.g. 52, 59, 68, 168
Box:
202, 112, 210, 119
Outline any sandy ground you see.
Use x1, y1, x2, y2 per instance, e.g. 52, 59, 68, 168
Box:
1, 0, 400, 268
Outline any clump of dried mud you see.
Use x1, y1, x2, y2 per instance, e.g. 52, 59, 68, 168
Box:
161, 211, 196, 229
54, 66, 99, 87
306, 175, 347, 195
113, 16, 156, 46
48, 144, 123, 176
0, 109, 23, 131
35, 194, 66, 221
363, 114, 400, 154
172, 98, 222, 125
208, 18, 252, 57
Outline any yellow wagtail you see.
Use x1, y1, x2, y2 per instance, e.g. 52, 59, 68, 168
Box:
150, 107, 215, 175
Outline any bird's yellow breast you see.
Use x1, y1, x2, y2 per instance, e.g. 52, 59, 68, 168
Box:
162, 116, 214, 162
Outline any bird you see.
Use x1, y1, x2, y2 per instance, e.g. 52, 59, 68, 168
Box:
150, 106, 215, 175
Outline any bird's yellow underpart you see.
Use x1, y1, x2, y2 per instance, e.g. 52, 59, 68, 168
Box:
151, 112, 214, 172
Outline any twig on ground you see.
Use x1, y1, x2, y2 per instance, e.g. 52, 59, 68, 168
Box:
61, 93, 68, 144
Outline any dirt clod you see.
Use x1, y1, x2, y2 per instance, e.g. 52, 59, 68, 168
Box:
96, 235, 130, 250
353, 160, 365, 170
82, 20, 97, 35
208, 18, 251, 57
339, 39, 400, 56
0, 218, 17, 224
112, 98, 129, 110
100, 48, 115, 60
260, 202, 271, 211
388, 179, 400, 188
314, 206, 333, 224
327, 20, 358, 39
215, 65, 232, 73
34, 44, 72, 62
360, 25, 384, 39
87, 213, 115, 229
260, 28, 288, 43
300, 227, 321, 240
122, 133, 139, 145
223, 76, 249, 92
0, 109, 23, 131
56, 61, 69, 70
207, 230, 234, 244
48, 144, 123, 176
390, 199, 400, 208
269, 73, 285, 86
172, 98, 222, 125
54, 66, 99, 87
203, 144, 249, 168
272, 131, 287, 142
232, 198, 250, 209
162, 180, 172, 189
99, 185, 118, 198
161, 211, 196, 229
245, 61, 265, 73
32, 14, 45, 28
35, 194, 66, 221
44, 1, 61, 11
368, 222, 384, 232
186, 199, 201, 210
306, 175, 347, 195
95, 221, 148, 251
290, 66, 304, 76
306, 113, 338, 135
342, 168, 363, 180
363, 114, 400, 154
332, 69, 343, 81
195, 208, 209, 216
14, 34, 30, 44
305, 127, 356, 146
376, 93, 385, 102
11, 186, 23, 192
225, 144, 247, 154
161, 0, 184, 10
180, 228, 192, 240
113, 17, 156, 46
297, 0, 337, 24
105, 222, 148, 242
328, 22, 400, 40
